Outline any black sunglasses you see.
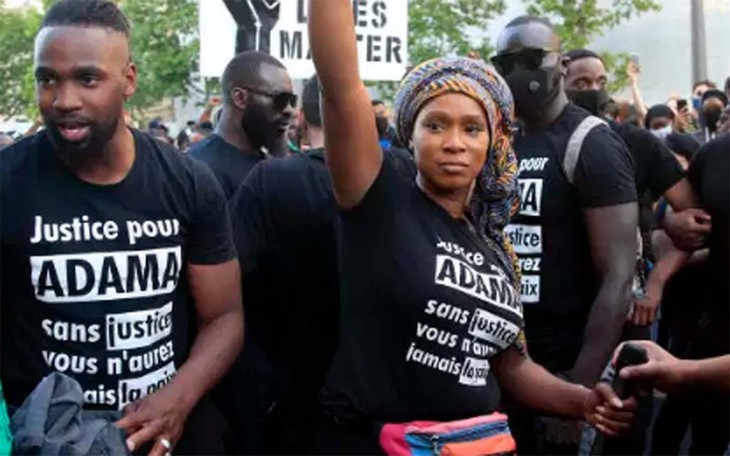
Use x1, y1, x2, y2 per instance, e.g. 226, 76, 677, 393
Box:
240, 86, 298, 111
491, 49, 556, 76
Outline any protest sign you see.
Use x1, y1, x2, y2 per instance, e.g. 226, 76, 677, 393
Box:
200, 0, 408, 80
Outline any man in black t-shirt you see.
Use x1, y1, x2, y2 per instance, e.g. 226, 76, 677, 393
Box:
189, 51, 296, 198
564, 48, 702, 327
222, 77, 416, 454
197, 75, 329, 453
668, 135, 729, 329
658, 133, 730, 454
0, 1, 243, 454
222, 75, 340, 454
492, 17, 639, 453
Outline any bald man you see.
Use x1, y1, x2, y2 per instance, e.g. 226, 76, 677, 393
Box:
189, 51, 296, 198
492, 17, 639, 454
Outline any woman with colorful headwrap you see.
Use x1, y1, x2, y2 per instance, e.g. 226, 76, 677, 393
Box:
307, 1, 635, 454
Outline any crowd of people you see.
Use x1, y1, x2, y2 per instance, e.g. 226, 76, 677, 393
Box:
0, 0, 728, 455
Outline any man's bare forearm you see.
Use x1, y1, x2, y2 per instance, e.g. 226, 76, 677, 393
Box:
572, 274, 633, 386
162, 310, 243, 412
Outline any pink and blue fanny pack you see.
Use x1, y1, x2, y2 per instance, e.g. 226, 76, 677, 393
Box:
379, 413, 516, 455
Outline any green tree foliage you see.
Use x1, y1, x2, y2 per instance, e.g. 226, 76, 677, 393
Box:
120, 0, 199, 113
0, 0, 199, 119
369, 0, 507, 101
522, 0, 661, 94
407, 0, 506, 65
0, 1, 42, 119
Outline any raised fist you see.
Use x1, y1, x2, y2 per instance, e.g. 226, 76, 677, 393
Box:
224, 0, 281, 54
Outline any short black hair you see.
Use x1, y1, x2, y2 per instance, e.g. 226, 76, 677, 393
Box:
506, 15, 554, 29
371, 99, 384, 106
692, 79, 716, 91
42, 0, 130, 36
302, 76, 322, 128
565, 49, 604, 65
603, 98, 619, 119
645, 104, 675, 129
221, 51, 286, 104
702, 88, 728, 106
195, 122, 214, 134
375, 114, 390, 139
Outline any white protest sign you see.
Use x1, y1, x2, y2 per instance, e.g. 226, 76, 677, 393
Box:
199, 0, 408, 81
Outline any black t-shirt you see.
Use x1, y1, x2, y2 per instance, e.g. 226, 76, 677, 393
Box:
610, 121, 683, 199
687, 133, 730, 324
0, 130, 236, 409
228, 149, 340, 409
507, 104, 637, 371
189, 134, 265, 199
228, 148, 416, 411
323, 152, 524, 423
609, 121, 684, 249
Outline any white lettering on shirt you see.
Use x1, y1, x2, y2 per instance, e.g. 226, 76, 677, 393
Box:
30, 247, 182, 303
434, 255, 521, 317
519, 157, 550, 173
504, 225, 542, 255
518, 179, 543, 216
520, 275, 540, 304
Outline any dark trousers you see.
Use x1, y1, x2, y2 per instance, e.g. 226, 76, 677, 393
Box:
132, 399, 231, 455
313, 415, 384, 456
651, 391, 730, 455
651, 323, 730, 456
173, 399, 231, 455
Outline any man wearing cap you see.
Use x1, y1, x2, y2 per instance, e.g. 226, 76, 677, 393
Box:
492, 17, 639, 454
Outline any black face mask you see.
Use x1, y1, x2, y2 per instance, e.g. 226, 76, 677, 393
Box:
504, 66, 562, 121
566, 89, 609, 117
703, 105, 723, 132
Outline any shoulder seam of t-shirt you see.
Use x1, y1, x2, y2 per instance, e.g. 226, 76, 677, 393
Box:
563, 116, 607, 185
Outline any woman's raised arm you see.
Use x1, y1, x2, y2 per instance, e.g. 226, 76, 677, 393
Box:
308, 0, 383, 209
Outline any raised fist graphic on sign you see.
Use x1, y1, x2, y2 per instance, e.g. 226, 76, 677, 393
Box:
224, 0, 281, 54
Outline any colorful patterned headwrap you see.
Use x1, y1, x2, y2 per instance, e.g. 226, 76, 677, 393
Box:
393, 57, 522, 286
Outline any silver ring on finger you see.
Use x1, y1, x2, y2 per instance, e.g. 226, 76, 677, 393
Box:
160, 438, 172, 450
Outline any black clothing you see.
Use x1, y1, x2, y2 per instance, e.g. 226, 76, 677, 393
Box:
609, 120, 684, 257
652, 134, 730, 456
665, 132, 702, 161
223, 149, 340, 453
508, 104, 637, 371
324, 151, 525, 424
221, 147, 416, 453
0, 130, 236, 410
189, 133, 265, 199
687, 133, 730, 316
